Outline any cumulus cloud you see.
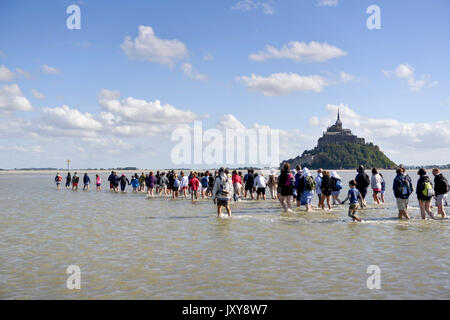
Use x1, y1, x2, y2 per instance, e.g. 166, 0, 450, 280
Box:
0, 65, 16, 82
237, 72, 328, 96
249, 41, 347, 63
316, 0, 338, 6
383, 63, 437, 91
309, 104, 450, 164
42, 64, 62, 75
0, 84, 33, 113
41, 105, 103, 131
232, 0, 275, 15
31, 89, 46, 100
98, 89, 203, 124
121, 25, 188, 67
181, 63, 207, 81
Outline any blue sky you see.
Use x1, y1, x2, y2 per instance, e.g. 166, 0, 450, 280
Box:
0, 0, 449, 169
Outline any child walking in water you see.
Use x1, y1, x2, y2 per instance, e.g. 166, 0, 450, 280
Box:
96, 174, 101, 191
342, 180, 363, 222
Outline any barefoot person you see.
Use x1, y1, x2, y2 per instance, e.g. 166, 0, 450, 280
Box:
416, 168, 435, 220
355, 166, 370, 208
72, 172, 79, 191
54, 173, 62, 190
95, 174, 102, 191
432, 168, 448, 218
342, 180, 363, 222
189, 172, 200, 201
65, 172, 71, 189
83, 173, 90, 191
371, 168, 382, 205
320, 171, 332, 211
393, 167, 413, 220
298, 168, 315, 212
213, 167, 233, 216
278, 163, 295, 213
331, 171, 343, 205
267, 169, 278, 200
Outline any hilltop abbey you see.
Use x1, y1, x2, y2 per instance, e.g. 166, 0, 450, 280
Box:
317, 110, 365, 150
283, 110, 368, 167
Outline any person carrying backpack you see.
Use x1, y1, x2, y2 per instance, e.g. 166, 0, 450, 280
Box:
416, 168, 435, 220
432, 168, 448, 218
393, 167, 414, 219
355, 165, 370, 208
331, 171, 343, 205
212, 167, 233, 216
298, 168, 315, 212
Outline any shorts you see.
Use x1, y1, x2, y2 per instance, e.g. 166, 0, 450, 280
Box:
280, 186, 293, 197
217, 199, 229, 207
435, 194, 447, 206
182, 186, 188, 190
245, 184, 253, 191
396, 198, 409, 211
256, 187, 266, 195
56, 182, 60, 185
96, 184, 101, 187
73, 183, 78, 187
349, 203, 359, 210
373, 188, 381, 193
110, 182, 113, 188
301, 191, 313, 205
331, 191, 340, 196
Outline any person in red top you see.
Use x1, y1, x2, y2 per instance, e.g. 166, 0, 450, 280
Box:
189, 172, 200, 201
232, 170, 242, 201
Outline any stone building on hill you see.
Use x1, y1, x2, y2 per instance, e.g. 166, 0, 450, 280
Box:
317, 110, 365, 150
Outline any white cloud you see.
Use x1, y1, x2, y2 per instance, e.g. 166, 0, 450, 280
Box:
216, 114, 246, 130
98, 89, 203, 124
310, 104, 450, 164
0, 65, 16, 82
31, 89, 46, 100
340, 71, 355, 83
16, 68, 32, 79
0, 84, 33, 113
42, 64, 62, 75
316, 0, 338, 6
249, 41, 347, 63
181, 63, 207, 81
232, 0, 275, 15
237, 72, 328, 96
121, 25, 188, 67
41, 105, 103, 131
383, 63, 437, 92
0, 145, 44, 153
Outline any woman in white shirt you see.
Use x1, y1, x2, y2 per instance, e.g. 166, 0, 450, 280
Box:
254, 172, 267, 200
370, 168, 383, 205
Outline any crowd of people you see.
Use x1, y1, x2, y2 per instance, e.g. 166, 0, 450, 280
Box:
54, 165, 449, 221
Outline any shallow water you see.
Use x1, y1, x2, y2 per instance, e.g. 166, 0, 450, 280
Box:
0, 170, 449, 299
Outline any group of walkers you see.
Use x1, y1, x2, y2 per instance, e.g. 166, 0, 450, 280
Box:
276, 163, 448, 222
54, 165, 448, 221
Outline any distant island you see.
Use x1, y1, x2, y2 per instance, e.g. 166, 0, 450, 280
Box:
281, 110, 397, 170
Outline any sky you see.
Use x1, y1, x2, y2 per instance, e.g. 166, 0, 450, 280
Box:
0, 0, 449, 169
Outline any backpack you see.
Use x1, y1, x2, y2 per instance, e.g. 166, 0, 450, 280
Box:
202, 177, 208, 188
397, 175, 412, 198
422, 181, 434, 197
335, 180, 343, 191
217, 176, 231, 198
305, 176, 315, 191
363, 173, 370, 188
173, 179, 180, 188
